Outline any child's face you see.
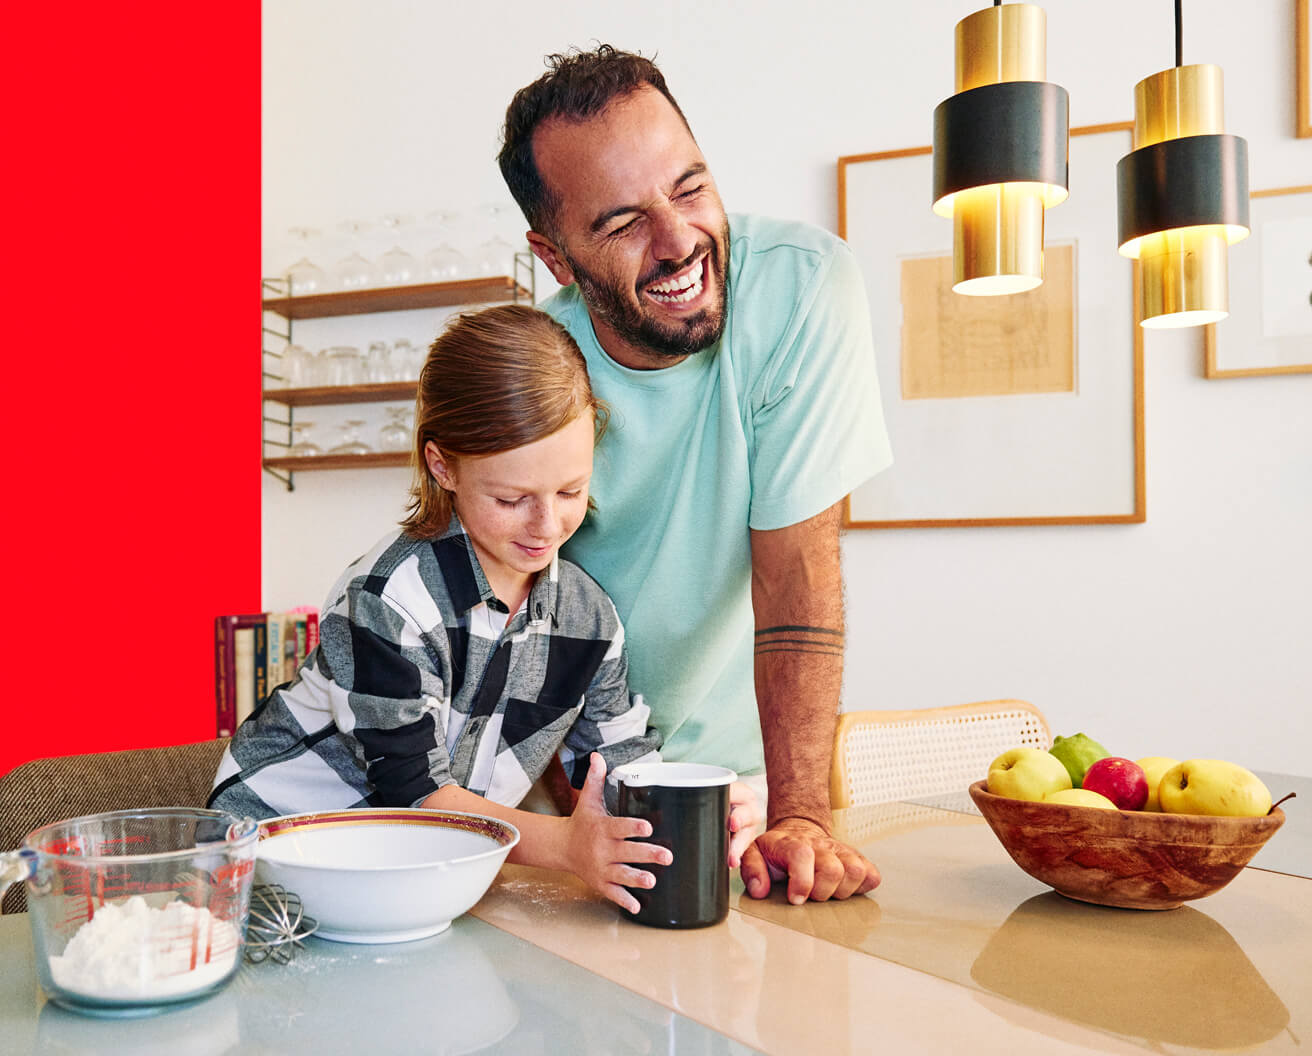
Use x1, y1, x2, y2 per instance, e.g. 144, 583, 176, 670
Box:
427, 412, 594, 601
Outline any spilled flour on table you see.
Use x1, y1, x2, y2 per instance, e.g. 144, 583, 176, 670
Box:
49, 896, 240, 1000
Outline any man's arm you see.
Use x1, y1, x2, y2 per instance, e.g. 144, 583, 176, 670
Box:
738, 499, 881, 903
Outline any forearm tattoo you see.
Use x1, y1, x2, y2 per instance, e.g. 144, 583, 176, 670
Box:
754, 625, 845, 658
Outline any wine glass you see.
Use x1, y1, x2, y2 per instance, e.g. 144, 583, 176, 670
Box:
378, 406, 412, 452
288, 421, 322, 457
283, 226, 327, 295
329, 420, 372, 455
379, 214, 420, 286
422, 209, 468, 281
332, 220, 378, 290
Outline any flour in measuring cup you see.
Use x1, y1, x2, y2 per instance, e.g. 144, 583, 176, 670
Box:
48, 895, 241, 1000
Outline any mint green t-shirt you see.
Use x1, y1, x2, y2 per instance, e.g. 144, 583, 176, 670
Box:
548, 213, 892, 776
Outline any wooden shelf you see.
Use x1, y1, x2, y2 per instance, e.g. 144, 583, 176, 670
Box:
263, 452, 411, 472
263, 381, 418, 407
261, 277, 529, 319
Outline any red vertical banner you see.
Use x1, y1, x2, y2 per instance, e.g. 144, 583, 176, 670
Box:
0, 3, 262, 774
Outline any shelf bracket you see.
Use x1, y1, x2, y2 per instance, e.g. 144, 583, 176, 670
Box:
262, 464, 295, 492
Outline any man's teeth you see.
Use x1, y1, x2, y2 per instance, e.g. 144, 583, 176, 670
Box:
648, 262, 704, 303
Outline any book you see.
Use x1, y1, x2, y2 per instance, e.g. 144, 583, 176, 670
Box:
248, 622, 268, 723
215, 612, 271, 737
265, 613, 283, 693
304, 610, 320, 659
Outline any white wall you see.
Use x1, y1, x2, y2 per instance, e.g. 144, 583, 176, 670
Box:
262, 0, 1312, 775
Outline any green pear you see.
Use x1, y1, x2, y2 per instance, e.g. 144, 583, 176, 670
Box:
1047, 733, 1111, 789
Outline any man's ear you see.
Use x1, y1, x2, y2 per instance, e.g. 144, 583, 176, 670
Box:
424, 441, 455, 490
527, 231, 576, 288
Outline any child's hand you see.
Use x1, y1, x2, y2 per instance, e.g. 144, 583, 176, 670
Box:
727, 781, 763, 867
566, 753, 672, 913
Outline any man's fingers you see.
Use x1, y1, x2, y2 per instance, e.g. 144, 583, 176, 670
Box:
783, 841, 816, 906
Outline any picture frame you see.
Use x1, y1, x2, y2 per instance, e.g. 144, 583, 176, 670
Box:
1299, 0, 1311, 138
838, 123, 1145, 529
1204, 185, 1312, 379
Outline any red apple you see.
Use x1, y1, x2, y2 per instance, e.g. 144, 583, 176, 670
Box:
1081, 756, 1149, 811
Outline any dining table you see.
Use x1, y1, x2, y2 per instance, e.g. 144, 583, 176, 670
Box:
1, 771, 1307, 1054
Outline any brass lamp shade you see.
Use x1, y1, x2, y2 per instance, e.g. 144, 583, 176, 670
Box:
932, 3, 1069, 296
1116, 64, 1250, 328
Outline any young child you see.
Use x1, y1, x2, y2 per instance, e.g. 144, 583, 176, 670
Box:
210, 305, 755, 912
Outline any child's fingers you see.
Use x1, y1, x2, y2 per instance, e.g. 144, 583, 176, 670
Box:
608, 863, 657, 889
604, 884, 643, 915
614, 837, 672, 866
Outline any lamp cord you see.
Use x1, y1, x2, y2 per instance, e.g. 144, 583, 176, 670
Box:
1175, 0, 1183, 66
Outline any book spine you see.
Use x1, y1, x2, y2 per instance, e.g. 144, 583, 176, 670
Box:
294, 615, 308, 671
233, 627, 256, 728
304, 610, 320, 659
215, 616, 235, 738
252, 622, 268, 709
266, 613, 282, 692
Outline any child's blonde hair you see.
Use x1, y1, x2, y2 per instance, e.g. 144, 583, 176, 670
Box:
400, 304, 607, 538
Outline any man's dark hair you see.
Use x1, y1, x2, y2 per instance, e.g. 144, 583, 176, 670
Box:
497, 44, 691, 236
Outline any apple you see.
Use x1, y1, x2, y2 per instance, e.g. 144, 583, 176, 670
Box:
987, 747, 1072, 802
1135, 756, 1180, 812
1045, 788, 1117, 809
1158, 759, 1273, 817
1048, 733, 1111, 788
1081, 756, 1149, 810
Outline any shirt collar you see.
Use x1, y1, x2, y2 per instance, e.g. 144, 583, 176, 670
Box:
432, 514, 558, 625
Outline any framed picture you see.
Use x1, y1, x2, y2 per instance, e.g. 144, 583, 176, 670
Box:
1299, 0, 1311, 138
1204, 185, 1312, 378
838, 123, 1145, 529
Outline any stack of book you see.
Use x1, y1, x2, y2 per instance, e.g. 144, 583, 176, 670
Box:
215, 610, 320, 738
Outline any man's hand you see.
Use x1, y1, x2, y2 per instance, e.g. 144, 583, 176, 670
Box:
739, 817, 880, 904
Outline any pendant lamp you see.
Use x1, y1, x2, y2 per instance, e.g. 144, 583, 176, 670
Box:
932, 1, 1069, 296
1116, 0, 1250, 328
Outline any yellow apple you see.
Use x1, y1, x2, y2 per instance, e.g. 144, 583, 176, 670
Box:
1158, 759, 1272, 817
1135, 756, 1180, 812
987, 747, 1073, 802
1045, 788, 1117, 809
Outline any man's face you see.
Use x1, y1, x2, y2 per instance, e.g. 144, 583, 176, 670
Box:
528, 87, 730, 370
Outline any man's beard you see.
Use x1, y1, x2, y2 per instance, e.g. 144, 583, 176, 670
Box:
565, 220, 730, 360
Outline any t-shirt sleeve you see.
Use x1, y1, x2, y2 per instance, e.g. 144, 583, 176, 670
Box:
746, 240, 893, 530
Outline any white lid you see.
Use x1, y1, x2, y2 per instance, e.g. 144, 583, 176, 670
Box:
611, 762, 737, 788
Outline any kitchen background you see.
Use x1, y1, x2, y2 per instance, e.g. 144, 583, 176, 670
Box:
4, 1, 1305, 777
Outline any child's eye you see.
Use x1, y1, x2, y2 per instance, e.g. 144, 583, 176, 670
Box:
559, 490, 582, 500
496, 497, 523, 508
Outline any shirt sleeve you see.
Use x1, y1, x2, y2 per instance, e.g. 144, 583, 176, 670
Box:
554, 614, 662, 793
315, 579, 457, 808
746, 239, 894, 530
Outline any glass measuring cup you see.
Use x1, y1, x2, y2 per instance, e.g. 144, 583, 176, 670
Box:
0, 807, 258, 1017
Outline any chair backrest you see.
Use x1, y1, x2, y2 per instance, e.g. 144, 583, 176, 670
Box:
830, 700, 1052, 809
0, 739, 229, 914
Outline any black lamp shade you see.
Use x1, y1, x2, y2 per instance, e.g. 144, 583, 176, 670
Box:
1116, 134, 1250, 248
932, 80, 1070, 207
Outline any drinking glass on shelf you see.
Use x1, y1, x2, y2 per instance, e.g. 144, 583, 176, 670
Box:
288, 421, 322, 457
325, 346, 365, 387
422, 209, 468, 281
378, 406, 412, 452
329, 420, 372, 455
366, 340, 395, 383
391, 338, 423, 379
474, 234, 516, 277
284, 344, 318, 388
331, 219, 378, 290
379, 245, 419, 286
283, 226, 327, 295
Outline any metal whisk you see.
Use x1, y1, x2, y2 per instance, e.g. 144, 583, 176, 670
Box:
244, 883, 318, 964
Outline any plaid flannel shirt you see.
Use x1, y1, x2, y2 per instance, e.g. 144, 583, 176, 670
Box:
209, 518, 661, 819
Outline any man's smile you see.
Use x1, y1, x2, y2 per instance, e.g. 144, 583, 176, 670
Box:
643, 255, 707, 307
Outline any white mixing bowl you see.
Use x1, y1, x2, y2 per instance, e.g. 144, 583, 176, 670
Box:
255, 808, 519, 943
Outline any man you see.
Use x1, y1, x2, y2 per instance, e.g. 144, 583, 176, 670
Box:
497, 45, 892, 903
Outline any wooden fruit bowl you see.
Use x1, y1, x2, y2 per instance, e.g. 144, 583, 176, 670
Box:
968, 780, 1286, 910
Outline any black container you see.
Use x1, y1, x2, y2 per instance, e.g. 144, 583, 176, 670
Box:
614, 762, 737, 929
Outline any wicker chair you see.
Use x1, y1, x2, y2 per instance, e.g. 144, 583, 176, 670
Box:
0, 739, 229, 914
829, 699, 1051, 809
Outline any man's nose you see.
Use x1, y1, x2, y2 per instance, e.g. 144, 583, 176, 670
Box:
648, 202, 698, 262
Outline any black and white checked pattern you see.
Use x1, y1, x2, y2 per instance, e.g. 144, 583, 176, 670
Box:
209, 517, 661, 819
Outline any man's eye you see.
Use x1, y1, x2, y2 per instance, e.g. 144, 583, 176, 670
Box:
677, 184, 704, 200
608, 217, 639, 237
